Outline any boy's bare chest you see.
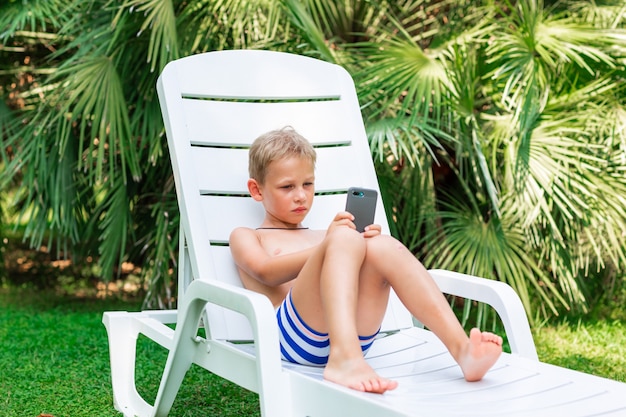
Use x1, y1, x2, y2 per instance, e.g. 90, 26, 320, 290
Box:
257, 229, 324, 257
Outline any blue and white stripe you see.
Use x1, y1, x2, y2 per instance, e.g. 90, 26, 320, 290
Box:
276, 290, 378, 366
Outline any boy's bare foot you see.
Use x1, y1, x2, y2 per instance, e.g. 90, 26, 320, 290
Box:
458, 328, 503, 382
323, 357, 398, 394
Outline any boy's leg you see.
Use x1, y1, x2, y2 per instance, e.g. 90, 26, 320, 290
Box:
290, 230, 500, 385
290, 227, 396, 393
361, 234, 502, 381
290, 227, 365, 337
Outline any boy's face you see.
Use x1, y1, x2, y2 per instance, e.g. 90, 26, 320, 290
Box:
252, 156, 315, 227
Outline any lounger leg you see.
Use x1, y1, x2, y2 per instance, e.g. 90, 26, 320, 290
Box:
150, 341, 195, 417
151, 299, 206, 417
103, 312, 154, 417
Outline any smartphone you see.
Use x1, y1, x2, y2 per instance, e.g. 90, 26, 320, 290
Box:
345, 187, 378, 233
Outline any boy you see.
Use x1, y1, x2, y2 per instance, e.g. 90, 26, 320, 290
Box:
229, 127, 502, 394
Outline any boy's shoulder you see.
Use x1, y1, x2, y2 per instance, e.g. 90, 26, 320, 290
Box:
229, 226, 257, 242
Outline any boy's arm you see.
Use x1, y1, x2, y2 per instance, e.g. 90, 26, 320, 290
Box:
229, 227, 315, 287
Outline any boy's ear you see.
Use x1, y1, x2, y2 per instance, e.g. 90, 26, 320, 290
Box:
247, 179, 263, 201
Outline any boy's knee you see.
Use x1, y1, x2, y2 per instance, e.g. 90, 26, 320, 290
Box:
325, 226, 364, 249
366, 234, 404, 255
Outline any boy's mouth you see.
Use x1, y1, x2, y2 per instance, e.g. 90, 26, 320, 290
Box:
293, 206, 307, 214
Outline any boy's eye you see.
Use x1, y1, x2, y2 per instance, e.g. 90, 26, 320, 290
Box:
280, 182, 313, 189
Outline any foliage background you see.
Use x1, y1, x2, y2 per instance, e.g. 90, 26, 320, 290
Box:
1, 0, 625, 322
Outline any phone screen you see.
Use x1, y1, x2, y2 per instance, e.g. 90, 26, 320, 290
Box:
345, 187, 378, 232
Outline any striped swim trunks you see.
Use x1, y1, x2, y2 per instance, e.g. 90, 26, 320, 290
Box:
276, 289, 378, 366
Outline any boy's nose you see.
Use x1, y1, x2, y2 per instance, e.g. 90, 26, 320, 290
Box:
294, 188, 306, 201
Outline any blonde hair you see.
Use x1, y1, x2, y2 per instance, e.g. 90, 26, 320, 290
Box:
249, 127, 317, 184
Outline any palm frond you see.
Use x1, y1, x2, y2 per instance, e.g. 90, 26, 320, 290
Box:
445, 44, 502, 215
7, 115, 87, 254
380, 159, 438, 255
366, 114, 451, 167
486, 1, 624, 113
51, 55, 141, 183
281, 0, 337, 62
132, 171, 179, 309
139, 198, 179, 309
90, 178, 133, 280
356, 37, 451, 122
568, 0, 626, 28
0, 0, 73, 41
113, 0, 180, 73
180, 0, 291, 52
506, 105, 626, 308
535, 19, 619, 73
420, 194, 566, 320
0, 101, 17, 163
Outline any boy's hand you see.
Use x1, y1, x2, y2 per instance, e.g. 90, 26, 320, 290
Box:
363, 224, 381, 238
328, 211, 357, 234
328, 212, 381, 238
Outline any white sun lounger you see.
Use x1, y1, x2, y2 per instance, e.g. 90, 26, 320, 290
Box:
103, 49, 626, 417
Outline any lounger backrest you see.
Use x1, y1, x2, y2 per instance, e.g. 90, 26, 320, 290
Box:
157, 50, 413, 340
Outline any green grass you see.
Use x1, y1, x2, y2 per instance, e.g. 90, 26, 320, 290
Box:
0, 288, 260, 417
533, 320, 626, 382
1, 287, 624, 417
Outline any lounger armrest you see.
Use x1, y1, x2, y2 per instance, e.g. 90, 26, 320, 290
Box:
429, 269, 538, 361
181, 278, 282, 364
161, 278, 286, 416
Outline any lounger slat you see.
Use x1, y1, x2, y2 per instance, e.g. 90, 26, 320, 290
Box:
200, 193, 388, 243
251, 328, 626, 417
190, 146, 371, 195
182, 99, 353, 147
366, 330, 626, 417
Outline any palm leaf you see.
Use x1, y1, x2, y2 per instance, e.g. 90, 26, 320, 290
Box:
355, 37, 450, 122
445, 44, 502, 215
375, 149, 438, 254
568, 0, 626, 28
51, 55, 141, 183
421, 194, 566, 320
139, 197, 179, 309
0, 0, 73, 41
180, 0, 290, 52
7, 114, 87, 253
486, 0, 624, 114
281, 0, 337, 62
366, 114, 451, 167
113, 0, 180, 73
89, 178, 133, 280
